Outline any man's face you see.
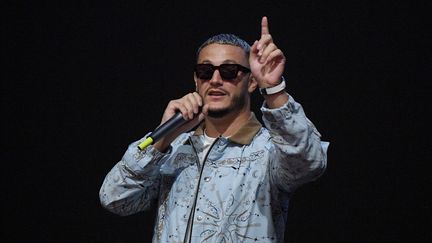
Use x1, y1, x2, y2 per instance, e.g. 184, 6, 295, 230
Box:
194, 44, 255, 118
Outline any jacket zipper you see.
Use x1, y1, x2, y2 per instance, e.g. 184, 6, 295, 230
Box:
183, 136, 220, 243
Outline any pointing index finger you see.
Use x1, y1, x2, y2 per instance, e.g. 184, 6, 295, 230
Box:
261, 16, 270, 36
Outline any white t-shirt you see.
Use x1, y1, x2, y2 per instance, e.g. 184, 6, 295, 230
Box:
197, 131, 217, 165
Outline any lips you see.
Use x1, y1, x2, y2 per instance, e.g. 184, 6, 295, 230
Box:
207, 89, 227, 97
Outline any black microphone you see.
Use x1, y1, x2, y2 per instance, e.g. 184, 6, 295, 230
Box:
137, 110, 198, 150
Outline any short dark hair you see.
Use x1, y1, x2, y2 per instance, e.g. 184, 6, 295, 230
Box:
196, 34, 250, 60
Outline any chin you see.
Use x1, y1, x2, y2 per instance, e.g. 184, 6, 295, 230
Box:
205, 93, 247, 118
207, 108, 230, 118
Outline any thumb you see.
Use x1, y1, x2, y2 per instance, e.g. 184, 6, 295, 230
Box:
249, 40, 259, 60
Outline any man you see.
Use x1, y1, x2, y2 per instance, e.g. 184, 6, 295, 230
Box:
100, 16, 329, 242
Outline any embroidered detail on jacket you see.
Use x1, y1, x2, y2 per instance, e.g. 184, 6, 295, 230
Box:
194, 190, 272, 242
208, 150, 265, 167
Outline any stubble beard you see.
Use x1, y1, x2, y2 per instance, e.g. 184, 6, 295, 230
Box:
206, 92, 247, 118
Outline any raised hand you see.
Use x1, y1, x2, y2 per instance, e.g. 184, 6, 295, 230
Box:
250, 16, 286, 88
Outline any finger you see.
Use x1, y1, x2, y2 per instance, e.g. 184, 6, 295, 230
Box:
261, 16, 270, 36
164, 100, 186, 122
249, 40, 259, 60
175, 101, 191, 120
260, 43, 278, 63
265, 49, 285, 65
182, 96, 196, 120
257, 35, 273, 56
185, 93, 200, 115
202, 104, 210, 116
192, 92, 203, 108
251, 40, 259, 54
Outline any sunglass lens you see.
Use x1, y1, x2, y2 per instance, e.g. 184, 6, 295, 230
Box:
196, 64, 213, 79
219, 64, 238, 79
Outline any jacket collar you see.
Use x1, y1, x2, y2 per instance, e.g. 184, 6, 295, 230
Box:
192, 113, 262, 145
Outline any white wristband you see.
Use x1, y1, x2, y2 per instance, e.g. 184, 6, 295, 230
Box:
259, 77, 286, 95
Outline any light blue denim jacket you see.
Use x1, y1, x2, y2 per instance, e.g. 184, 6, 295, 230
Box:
100, 96, 329, 242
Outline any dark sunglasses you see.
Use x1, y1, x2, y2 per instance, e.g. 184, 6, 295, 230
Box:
194, 64, 251, 80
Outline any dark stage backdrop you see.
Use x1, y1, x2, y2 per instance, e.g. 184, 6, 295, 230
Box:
3, 1, 430, 242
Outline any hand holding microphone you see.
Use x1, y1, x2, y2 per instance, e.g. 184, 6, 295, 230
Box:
138, 92, 206, 151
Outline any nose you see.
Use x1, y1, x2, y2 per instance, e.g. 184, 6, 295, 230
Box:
209, 70, 223, 86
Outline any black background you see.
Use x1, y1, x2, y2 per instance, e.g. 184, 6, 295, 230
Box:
3, 1, 430, 242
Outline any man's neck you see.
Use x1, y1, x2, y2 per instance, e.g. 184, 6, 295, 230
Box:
204, 108, 252, 138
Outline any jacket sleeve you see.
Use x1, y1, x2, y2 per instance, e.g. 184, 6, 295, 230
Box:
261, 95, 329, 193
99, 139, 170, 216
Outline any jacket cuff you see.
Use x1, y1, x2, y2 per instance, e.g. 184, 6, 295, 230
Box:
121, 139, 171, 176
261, 95, 299, 122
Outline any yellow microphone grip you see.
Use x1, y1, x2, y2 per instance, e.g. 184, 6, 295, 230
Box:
138, 137, 154, 150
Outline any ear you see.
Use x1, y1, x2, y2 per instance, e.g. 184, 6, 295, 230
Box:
248, 75, 258, 93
